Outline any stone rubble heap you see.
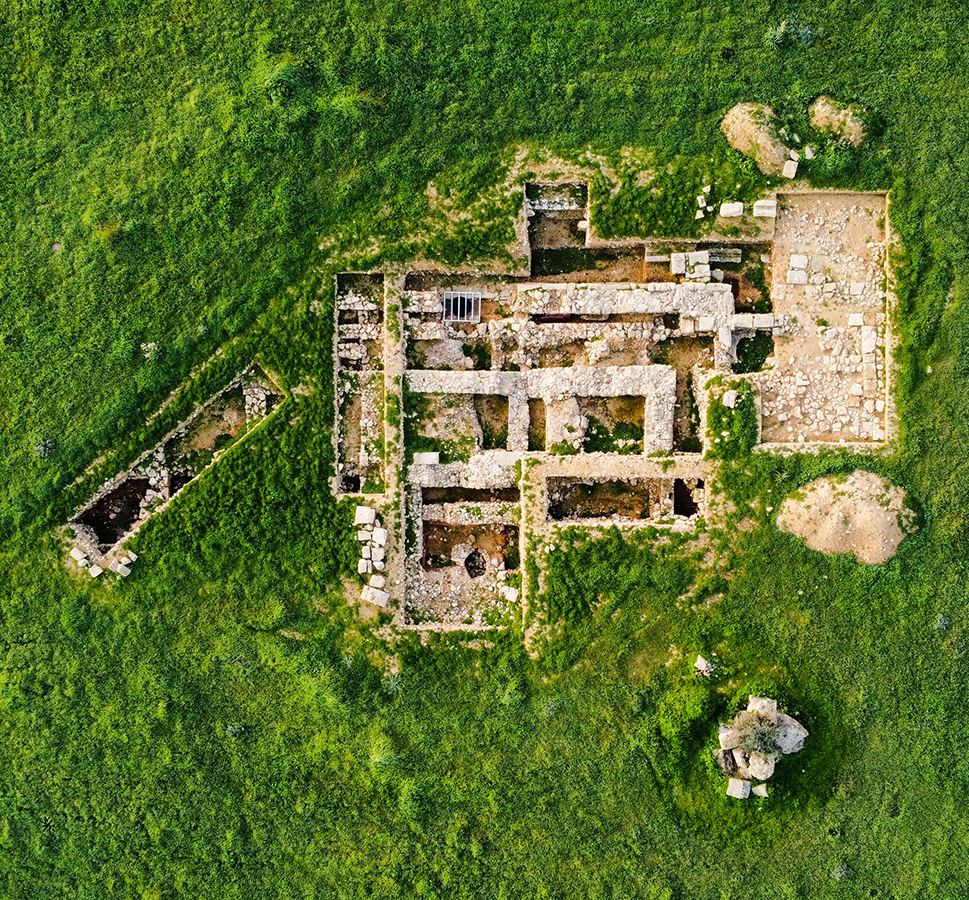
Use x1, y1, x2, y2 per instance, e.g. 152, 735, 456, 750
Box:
68, 545, 138, 580
716, 696, 809, 800
354, 505, 390, 607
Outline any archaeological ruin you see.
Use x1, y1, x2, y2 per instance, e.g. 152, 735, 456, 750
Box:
334, 185, 895, 630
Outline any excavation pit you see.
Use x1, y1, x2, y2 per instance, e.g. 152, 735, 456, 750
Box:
547, 478, 671, 521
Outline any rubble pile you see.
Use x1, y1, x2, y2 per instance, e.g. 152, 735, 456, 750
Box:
715, 696, 808, 800
354, 505, 390, 607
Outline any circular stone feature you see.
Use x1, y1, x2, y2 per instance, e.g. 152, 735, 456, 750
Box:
776, 470, 916, 564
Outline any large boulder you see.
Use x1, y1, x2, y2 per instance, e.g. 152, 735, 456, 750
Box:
809, 96, 867, 147
721, 102, 792, 176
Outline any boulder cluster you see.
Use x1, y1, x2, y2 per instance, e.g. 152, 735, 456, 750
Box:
354, 505, 390, 607
716, 696, 808, 800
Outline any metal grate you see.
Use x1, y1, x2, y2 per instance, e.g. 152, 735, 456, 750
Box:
443, 291, 482, 324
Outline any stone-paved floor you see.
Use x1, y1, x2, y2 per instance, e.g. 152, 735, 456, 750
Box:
757, 192, 889, 443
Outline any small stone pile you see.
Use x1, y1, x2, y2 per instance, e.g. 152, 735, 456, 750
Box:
716, 696, 808, 800
354, 505, 390, 607
69, 546, 138, 580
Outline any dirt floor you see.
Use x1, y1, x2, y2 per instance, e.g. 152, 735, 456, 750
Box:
655, 337, 713, 451
531, 248, 645, 282
776, 470, 916, 564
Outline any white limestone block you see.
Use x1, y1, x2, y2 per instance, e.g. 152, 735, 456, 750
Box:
787, 269, 809, 285
719, 201, 744, 218
752, 199, 777, 217
354, 506, 376, 526
782, 159, 798, 178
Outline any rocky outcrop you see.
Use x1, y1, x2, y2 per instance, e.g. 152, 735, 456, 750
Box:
717, 696, 808, 799
721, 103, 792, 176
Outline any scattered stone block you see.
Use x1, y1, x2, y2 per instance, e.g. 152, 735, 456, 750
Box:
69, 548, 87, 563
356, 531, 370, 542
357, 559, 372, 575
501, 586, 519, 602
372, 527, 388, 547
787, 269, 809, 285
726, 778, 751, 800
369, 574, 387, 589
694, 654, 715, 676
790, 254, 809, 269
752, 199, 777, 217
670, 252, 686, 275
116, 564, 132, 578
848, 313, 864, 326
719, 201, 744, 218
371, 547, 386, 563
747, 696, 778, 716
89, 566, 104, 578
696, 194, 706, 207
695, 209, 705, 220
361, 586, 389, 607
126, 551, 138, 562
850, 383, 864, 396
722, 390, 738, 409
850, 282, 865, 296
782, 159, 798, 179
354, 505, 376, 526
362, 545, 371, 559
751, 784, 769, 798
718, 725, 743, 750
412, 451, 440, 465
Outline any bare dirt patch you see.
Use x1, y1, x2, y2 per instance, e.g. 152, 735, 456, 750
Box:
720, 102, 791, 176
810, 96, 866, 147
776, 470, 916, 564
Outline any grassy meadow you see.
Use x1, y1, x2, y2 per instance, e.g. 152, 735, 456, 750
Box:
3, 1, 969, 897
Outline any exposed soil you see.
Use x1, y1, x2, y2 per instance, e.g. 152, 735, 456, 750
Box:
528, 399, 547, 451
810, 96, 866, 147
337, 272, 385, 301
473, 394, 509, 449
720, 102, 791, 176
547, 478, 669, 521
654, 337, 713, 451
529, 212, 585, 249
530, 247, 645, 282
776, 470, 916, 564
74, 478, 151, 550
422, 486, 520, 504
422, 522, 520, 570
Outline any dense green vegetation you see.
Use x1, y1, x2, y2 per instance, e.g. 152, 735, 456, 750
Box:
5, 1, 969, 897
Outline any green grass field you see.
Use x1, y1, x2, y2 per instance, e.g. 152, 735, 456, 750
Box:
3, 1, 969, 897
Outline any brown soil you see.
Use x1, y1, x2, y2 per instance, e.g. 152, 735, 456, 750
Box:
720, 102, 791, 176
528, 399, 547, 450
655, 337, 713, 450
529, 212, 585, 249
422, 522, 519, 569
776, 470, 915, 564
810, 96, 866, 147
